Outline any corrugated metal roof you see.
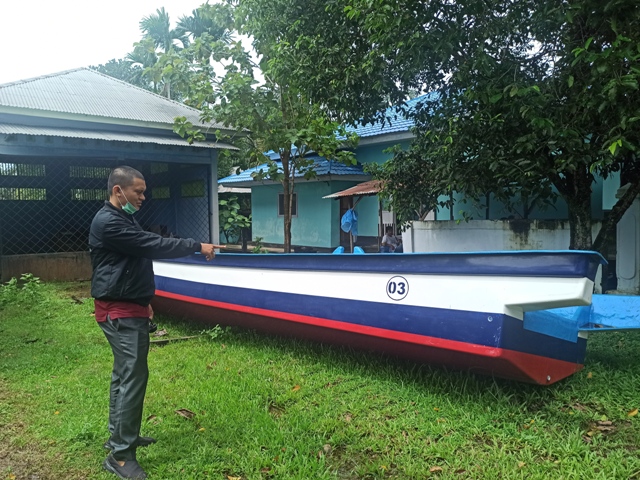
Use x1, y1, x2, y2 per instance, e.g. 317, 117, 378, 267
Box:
218, 156, 367, 186
344, 93, 436, 138
0, 68, 226, 130
0, 123, 236, 150
323, 180, 383, 199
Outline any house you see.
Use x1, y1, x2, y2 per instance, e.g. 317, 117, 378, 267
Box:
0, 68, 235, 281
218, 95, 428, 251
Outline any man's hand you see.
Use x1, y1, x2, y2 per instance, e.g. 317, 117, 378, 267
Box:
200, 243, 216, 261
148, 304, 154, 320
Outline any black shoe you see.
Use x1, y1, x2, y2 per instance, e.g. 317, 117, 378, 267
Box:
149, 321, 158, 333
103, 455, 147, 479
103, 436, 157, 451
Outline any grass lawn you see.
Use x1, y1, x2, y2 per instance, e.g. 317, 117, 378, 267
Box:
1, 279, 639, 480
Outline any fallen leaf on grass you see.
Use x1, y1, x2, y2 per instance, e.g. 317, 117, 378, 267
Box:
227, 476, 242, 480
518, 462, 526, 468
587, 372, 593, 379
154, 329, 167, 337
292, 385, 300, 392
344, 413, 352, 423
585, 420, 616, 437
429, 466, 443, 473
198, 428, 205, 432
147, 415, 162, 425
628, 408, 638, 417
175, 408, 196, 419
9, 474, 16, 480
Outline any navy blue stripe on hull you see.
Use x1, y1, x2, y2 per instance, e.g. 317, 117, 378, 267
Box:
155, 275, 587, 364
160, 250, 604, 281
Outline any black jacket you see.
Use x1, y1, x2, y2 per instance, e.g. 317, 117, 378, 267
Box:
89, 201, 201, 306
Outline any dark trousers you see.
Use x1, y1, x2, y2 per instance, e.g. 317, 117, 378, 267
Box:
100, 316, 150, 461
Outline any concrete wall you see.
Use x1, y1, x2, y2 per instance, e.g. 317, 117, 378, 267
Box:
1, 252, 92, 282
403, 219, 602, 253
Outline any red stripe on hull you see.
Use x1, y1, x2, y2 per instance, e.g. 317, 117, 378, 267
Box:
153, 290, 583, 385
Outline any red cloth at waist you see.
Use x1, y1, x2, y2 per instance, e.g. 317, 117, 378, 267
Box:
94, 300, 150, 323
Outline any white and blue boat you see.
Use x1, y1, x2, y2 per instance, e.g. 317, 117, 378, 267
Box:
152, 250, 639, 385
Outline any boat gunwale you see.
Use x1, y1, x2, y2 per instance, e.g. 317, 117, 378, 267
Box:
155, 250, 605, 281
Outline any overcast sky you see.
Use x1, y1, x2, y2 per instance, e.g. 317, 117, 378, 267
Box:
0, 0, 212, 85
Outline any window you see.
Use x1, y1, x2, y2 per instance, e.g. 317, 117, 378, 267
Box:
0, 188, 47, 201
69, 166, 110, 178
70, 189, 109, 201
152, 186, 171, 199
181, 179, 205, 198
151, 162, 169, 174
0, 163, 45, 176
278, 193, 298, 216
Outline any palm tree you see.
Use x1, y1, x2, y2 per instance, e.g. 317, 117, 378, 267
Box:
139, 7, 189, 53
176, 4, 233, 43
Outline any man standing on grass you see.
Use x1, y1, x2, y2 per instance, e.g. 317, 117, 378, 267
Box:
90, 166, 217, 480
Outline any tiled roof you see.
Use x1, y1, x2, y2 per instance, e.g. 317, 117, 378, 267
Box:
0, 68, 225, 130
218, 156, 367, 186
345, 93, 435, 138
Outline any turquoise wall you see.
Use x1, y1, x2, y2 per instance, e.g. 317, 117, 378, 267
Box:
434, 174, 616, 221
252, 180, 369, 248
249, 140, 412, 248
355, 140, 411, 165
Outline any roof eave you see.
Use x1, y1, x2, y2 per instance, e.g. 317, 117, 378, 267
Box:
354, 131, 415, 146
0, 105, 237, 136
219, 173, 370, 189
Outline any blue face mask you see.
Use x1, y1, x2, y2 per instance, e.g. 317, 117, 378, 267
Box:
117, 186, 139, 215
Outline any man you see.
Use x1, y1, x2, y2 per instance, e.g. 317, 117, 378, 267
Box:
380, 226, 399, 253
90, 166, 217, 479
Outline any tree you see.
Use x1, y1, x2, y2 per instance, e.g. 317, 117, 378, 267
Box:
175, 3, 357, 252
91, 59, 152, 91
240, 0, 640, 252
219, 195, 251, 250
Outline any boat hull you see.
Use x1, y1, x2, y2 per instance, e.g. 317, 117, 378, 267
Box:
153, 251, 603, 385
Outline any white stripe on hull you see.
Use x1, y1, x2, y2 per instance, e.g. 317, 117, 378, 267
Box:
154, 261, 593, 320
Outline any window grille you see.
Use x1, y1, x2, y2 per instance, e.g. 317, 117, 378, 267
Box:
0, 160, 212, 255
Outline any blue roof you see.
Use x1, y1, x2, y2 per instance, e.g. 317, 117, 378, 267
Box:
345, 93, 435, 138
218, 156, 366, 185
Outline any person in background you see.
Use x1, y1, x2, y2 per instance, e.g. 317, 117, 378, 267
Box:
381, 226, 399, 253
394, 231, 404, 253
90, 166, 218, 480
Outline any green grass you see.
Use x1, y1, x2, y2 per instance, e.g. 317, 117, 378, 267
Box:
1, 280, 639, 479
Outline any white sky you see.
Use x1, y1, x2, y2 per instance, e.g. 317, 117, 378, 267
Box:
0, 0, 212, 85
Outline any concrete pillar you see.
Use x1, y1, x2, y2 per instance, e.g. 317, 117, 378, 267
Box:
616, 184, 640, 294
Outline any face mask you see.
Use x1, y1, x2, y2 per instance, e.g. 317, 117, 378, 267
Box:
117, 186, 139, 215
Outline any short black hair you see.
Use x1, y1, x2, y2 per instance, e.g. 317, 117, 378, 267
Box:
108, 166, 145, 192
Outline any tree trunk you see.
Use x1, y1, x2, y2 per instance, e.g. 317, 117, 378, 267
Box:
281, 152, 292, 253
567, 200, 593, 250
593, 177, 640, 254
564, 170, 594, 250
